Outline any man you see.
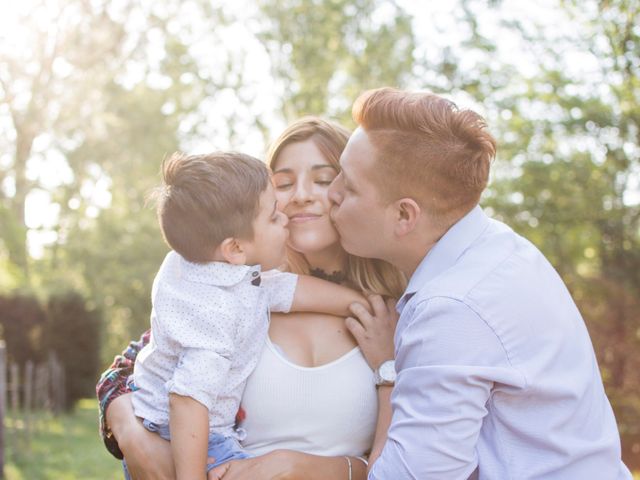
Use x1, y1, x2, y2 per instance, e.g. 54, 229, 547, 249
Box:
329, 88, 631, 479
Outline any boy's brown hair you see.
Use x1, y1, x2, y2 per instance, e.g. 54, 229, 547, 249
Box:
153, 152, 270, 263
352, 87, 497, 226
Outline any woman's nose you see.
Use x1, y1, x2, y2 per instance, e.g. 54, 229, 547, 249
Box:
292, 180, 313, 203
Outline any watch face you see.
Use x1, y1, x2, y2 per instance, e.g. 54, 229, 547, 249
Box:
380, 361, 396, 382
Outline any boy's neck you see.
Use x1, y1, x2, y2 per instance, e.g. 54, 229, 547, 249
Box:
209, 251, 229, 263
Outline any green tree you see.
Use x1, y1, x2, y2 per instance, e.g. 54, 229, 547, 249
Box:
0, 0, 132, 279
257, 0, 415, 123
46, 291, 101, 409
0, 293, 46, 366
0, 0, 241, 357
479, 0, 640, 438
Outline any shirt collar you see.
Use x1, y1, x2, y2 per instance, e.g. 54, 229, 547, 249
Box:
178, 256, 262, 287
397, 205, 490, 312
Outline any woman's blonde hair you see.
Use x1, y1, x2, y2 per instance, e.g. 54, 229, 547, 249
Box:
267, 116, 407, 298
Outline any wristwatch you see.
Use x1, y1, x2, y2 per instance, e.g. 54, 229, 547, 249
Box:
374, 360, 396, 387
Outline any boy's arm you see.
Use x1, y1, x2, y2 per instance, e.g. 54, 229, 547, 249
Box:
166, 349, 232, 479
169, 393, 209, 480
291, 274, 369, 317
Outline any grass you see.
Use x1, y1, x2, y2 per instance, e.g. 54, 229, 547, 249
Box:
2, 399, 639, 479
4, 398, 123, 480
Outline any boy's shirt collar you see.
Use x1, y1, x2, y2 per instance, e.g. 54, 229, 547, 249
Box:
176, 253, 262, 287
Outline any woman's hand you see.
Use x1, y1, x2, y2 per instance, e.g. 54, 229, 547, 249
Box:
107, 394, 176, 480
209, 450, 368, 480
346, 295, 399, 369
208, 450, 294, 480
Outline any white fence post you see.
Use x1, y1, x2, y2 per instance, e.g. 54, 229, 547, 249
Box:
9, 364, 18, 413
24, 360, 33, 448
1, 350, 67, 462
0, 341, 6, 479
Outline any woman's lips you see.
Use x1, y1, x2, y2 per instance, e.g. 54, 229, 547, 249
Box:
289, 213, 322, 223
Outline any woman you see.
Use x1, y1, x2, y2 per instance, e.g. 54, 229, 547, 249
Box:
97, 117, 405, 479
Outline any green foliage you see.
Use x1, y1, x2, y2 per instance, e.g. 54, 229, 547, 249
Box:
58, 78, 184, 357
258, 0, 415, 122
0, 0, 134, 277
45, 292, 102, 410
0, 293, 46, 366
0, 290, 102, 410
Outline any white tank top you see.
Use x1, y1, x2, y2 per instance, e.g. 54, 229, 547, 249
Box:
239, 337, 378, 457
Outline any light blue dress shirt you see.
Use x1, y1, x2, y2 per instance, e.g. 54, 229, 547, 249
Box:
369, 206, 631, 480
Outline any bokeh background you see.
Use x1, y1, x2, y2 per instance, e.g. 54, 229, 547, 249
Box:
0, 0, 638, 477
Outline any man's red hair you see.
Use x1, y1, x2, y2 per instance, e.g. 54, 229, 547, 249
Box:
352, 87, 496, 225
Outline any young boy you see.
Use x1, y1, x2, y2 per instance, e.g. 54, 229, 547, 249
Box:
129, 152, 365, 479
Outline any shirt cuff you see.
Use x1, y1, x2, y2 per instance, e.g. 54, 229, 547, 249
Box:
263, 270, 298, 313
165, 380, 216, 413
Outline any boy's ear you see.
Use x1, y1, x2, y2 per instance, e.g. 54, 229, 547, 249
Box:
219, 237, 247, 265
392, 198, 421, 237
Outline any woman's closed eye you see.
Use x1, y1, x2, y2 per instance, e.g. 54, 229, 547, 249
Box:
273, 174, 294, 190
314, 173, 336, 186
275, 178, 334, 189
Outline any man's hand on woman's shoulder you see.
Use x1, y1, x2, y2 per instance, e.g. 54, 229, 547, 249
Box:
346, 295, 398, 370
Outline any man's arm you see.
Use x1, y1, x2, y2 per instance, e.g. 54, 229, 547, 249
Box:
368, 297, 524, 479
344, 295, 399, 472
170, 394, 209, 480
368, 385, 392, 471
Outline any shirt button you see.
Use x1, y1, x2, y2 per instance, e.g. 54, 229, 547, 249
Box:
252, 271, 259, 277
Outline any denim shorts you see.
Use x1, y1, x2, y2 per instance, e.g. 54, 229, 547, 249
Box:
122, 419, 251, 479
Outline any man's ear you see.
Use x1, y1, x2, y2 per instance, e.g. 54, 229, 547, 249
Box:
219, 237, 247, 265
392, 198, 421, 237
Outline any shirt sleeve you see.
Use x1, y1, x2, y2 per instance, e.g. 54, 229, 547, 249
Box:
158, 299, 236, 412
260, 270, 298, 313
369, 297, 524, 480
166, 348, 231, 412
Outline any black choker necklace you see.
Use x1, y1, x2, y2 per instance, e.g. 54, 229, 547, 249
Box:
309, 267, 346, 285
